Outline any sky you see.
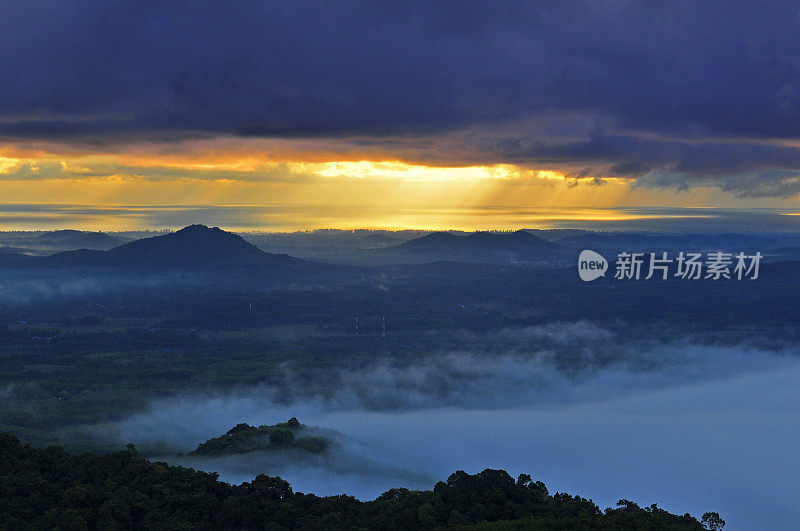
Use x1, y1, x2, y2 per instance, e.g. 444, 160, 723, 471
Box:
3, 1, 800, 230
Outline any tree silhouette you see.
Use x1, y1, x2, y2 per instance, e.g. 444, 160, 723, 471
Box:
702, 512, 726, 530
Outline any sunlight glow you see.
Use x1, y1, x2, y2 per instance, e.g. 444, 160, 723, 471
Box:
288, 161, 566, 182
1, 147, 795, 231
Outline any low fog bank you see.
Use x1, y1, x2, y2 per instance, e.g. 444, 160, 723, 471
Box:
82, 330, 800, 529
94, 335, 797, 448
0, 272, 201, 306
170, 433, 434, 497
309, 363, 800, 530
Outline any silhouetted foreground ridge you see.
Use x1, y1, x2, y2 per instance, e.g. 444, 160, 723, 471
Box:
0, 433, 717, 530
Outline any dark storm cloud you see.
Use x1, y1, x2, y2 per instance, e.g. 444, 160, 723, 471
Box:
3, 1, 800, 190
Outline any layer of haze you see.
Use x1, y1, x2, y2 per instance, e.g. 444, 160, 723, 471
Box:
4, 203, 800, 232
93, 329, 800, 531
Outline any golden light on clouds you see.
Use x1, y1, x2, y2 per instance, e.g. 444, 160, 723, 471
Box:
1, 147, 796, 231
297, 162, 567, 182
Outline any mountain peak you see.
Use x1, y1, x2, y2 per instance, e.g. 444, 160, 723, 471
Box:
41, 224, 323, 272
175, 224, 221, 234
105, 225, 264, 265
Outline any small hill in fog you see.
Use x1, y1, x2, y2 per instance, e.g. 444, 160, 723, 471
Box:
188, 418, 331, 456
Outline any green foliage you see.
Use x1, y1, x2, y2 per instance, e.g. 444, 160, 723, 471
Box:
268, 428, 295, 447
188, 420, 330, 456
702, 512, 726, 530
0, 434, 711, 530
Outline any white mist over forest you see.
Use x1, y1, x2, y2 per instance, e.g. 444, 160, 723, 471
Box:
91, 326, 800, 531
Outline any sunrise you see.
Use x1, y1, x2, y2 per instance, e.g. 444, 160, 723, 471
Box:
2, 3, 800, 233
2, 3, 799, 530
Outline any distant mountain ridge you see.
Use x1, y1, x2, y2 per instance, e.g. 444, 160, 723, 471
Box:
104, 225, 267, 264
380, 229, 564, 263
42, 225, 301, 269
34, 229, 128, 250
394, 231, 463, 251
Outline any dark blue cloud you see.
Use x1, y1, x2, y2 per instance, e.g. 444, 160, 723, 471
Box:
2, 1, 800, 188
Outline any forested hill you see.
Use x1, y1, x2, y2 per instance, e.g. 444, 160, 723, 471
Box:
0, 433, 718, 530
188, 419, 331, 456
